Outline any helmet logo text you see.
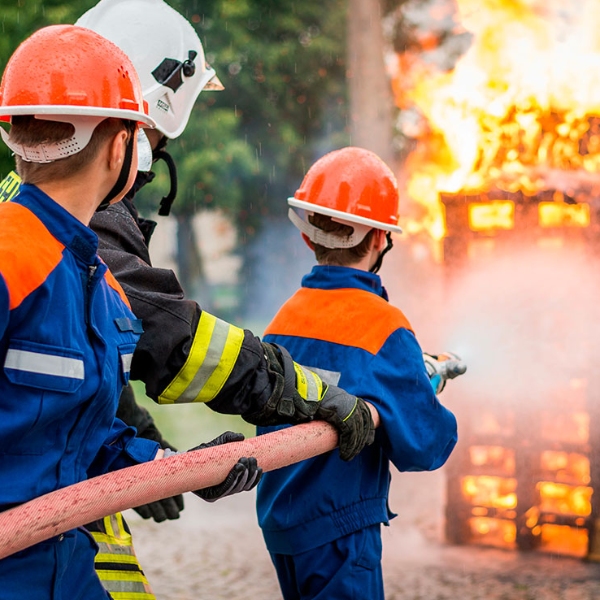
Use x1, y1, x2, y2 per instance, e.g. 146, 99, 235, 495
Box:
156, 98, 170, 113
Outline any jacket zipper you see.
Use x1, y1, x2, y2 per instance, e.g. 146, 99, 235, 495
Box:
85, 265, 97, 324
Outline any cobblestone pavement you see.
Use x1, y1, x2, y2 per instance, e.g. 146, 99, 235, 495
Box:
128, 469, 600, 599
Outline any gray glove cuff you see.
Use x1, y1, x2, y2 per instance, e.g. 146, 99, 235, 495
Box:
162, 448, 180, 458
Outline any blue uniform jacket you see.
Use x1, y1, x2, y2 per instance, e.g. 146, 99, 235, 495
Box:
0, 184, 159, 508
257, 266, 458, 554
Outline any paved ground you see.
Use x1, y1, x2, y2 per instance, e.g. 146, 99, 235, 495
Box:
128, 468, 600, 599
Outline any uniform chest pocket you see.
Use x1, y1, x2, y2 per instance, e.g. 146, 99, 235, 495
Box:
4, 339, 84, 393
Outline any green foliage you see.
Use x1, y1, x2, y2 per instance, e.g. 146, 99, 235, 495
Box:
0, 0, 350, 231
162, 0, 350, 228
136, 106, 257, 217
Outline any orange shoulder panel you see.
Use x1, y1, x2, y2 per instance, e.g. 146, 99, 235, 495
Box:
0, 203, 64, 310
103, 268, 131, 309
264, 287, 413, 355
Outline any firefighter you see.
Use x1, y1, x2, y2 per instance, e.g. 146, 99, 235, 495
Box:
255, 147, 460, 600
76, 0, 373, 465
0, 19, 268, 599
0, 24, 166, 599
71, 1, 375, 597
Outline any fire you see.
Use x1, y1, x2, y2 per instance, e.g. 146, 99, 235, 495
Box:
394, 0, 600, 241
454, 408, 593, 556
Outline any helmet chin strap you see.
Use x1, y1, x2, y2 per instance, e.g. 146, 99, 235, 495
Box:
155, 148, 178, 216
96, 122, 136, 212
119, 136, 179, 214
369, 232, 393, 274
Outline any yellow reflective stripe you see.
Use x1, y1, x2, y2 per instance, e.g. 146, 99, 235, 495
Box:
102, 513, 131, 542
0, 171, 21, 203
105, 514, 117, 539
158, 311, 244, 404
95, 552, 140, 564
294, 363, 309, 399
113, 512, 129, 538
90, 513, 155, 599
293, 363, 324, 401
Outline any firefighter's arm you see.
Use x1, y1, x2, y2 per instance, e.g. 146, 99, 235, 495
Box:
361, 329, 458, 472
91, 199, 373, 460
88, 418, 160, 478
242, 343, 376, 461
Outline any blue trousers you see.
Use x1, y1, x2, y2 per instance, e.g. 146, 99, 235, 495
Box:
270, 524, 383, 600
0, 528, 110, 599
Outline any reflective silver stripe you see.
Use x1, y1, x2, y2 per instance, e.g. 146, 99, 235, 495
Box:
4, 349, 84, 379
304, 366, 341, 387
177, 317, 231, 402
121, 353, 133, 375
158, 312, 244, 404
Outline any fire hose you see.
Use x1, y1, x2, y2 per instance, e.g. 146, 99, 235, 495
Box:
0, 406, 380, 560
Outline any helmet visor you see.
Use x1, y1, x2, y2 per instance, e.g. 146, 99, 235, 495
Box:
202, 66, 224, 91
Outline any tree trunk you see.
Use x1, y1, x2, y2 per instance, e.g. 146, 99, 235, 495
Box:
175, 214, 212, 310
347, 0, 395, 167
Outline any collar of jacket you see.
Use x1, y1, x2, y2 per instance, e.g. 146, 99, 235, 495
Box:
301, 265, 389, 301
15, 184, 99, 264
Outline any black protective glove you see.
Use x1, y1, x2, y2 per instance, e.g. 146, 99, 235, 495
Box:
165, 432, 263, 503
133, 488, 185, 522
244, 343, 375, 461
117, 384, 186, 522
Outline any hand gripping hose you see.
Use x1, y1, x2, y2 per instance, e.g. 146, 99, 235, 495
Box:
0, 406, 379, 559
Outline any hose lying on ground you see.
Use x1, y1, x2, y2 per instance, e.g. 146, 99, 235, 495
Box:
0, 406, 379, 560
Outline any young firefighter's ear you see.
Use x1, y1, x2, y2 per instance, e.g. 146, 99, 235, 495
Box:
107, 128, 130, 171
301, 233, 315, 250
373, 229, 387, 252
104, 125, 138, 206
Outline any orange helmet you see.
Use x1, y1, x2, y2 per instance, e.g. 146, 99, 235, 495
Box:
288, 147, 402, 249
0, 24, 155, 163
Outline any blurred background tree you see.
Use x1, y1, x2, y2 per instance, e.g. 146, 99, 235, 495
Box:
0, 0, 399, 322
160, 0, 351, 316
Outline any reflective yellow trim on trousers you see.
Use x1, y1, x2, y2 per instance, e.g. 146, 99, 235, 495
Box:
91, 513, 155, 600
158, 311, 244, 404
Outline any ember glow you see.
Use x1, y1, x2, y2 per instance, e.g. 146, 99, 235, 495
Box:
393, 0, 600, 241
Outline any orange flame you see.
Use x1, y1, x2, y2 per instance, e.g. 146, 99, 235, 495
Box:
394, 0, 600, 240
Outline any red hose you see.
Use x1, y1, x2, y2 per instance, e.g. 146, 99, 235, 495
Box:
0, 407, 379, 560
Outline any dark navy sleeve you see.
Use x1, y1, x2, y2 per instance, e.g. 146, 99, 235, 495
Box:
357, 328, 458, 472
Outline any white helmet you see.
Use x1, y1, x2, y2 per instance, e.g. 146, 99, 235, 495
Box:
76, 0, 223, 139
